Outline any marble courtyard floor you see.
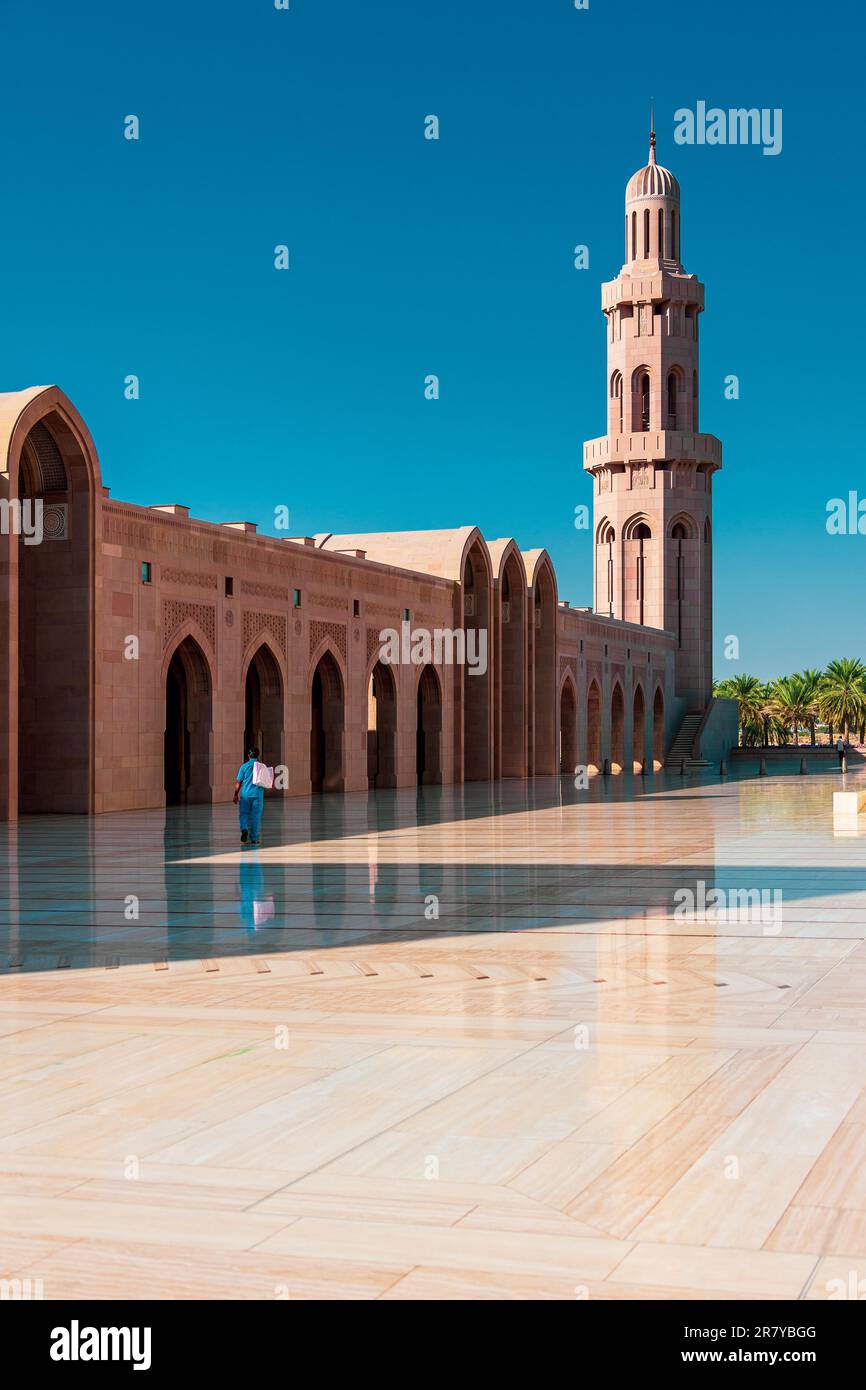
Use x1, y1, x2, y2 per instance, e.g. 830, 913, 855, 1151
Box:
2, 769, 866, 1301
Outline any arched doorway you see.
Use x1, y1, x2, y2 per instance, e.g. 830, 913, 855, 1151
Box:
244, 643, 284, 770
16, 412, 95, 814
462, 542, 492, 780
633, 684, 646, 772
653, 685, 665, 769
497, 552, 526, 777
417, 664, 443, 785
560, 679, 577, 775
531, 561, 557, 774
587, 681, 602, 774
164, 636, 213, 805
367, 660, 397, 789
310, 649, 344, 793
611, 683, 625, 773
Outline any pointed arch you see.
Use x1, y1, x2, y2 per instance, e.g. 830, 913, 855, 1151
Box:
622, 512, 653, 541
489, 540, 527, 779
1, 386, 102, 817
586, 678, 602, 775
609, 370, 624, 433
632, 681, 647, 772
309, 645, 346, 793
160, 618, 216, 687
623, 515, 653, 626
461, 532, 493, 781
367, 658, 398, 789
242, 640, 285, 773
416, 663, 443, 785
631, 366, 652, 431
524, 550, 558, 776
667, 511, 698, 540
610, 680, 625, 773
666, 364, 686, 430
595, 518, 616, 618
652, 683, 665, 769
163, 633, 213, 805
559, 671, 577, 775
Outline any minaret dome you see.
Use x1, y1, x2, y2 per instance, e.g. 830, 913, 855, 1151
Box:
624, 125, 682, 268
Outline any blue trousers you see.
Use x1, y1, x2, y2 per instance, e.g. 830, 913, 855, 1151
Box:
238, 793, 263, 841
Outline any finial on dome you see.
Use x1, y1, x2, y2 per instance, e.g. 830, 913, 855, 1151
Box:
649, 101, 656, 164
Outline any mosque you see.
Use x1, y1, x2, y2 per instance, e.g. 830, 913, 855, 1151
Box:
0, 131, 736, 819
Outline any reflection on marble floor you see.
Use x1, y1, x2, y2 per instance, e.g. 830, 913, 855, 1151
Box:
1, 771, 866, 1300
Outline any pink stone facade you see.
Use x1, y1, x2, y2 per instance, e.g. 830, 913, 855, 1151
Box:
0, 138, 715, 818
584, 130, 720, 711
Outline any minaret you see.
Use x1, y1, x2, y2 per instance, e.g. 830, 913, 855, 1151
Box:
583, 124, 721, 710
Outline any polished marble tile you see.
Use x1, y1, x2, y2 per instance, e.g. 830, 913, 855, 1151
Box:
1, 771, 865, 1298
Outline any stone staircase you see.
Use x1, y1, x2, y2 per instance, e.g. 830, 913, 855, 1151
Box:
664, 710, 710, 770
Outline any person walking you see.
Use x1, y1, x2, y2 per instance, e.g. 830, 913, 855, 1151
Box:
234, 746, 265, 845
836, 734, 847, 771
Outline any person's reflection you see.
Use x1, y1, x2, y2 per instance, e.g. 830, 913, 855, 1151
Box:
239, 855, 275, 932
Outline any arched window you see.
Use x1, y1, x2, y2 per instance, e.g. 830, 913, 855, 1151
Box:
658, 207, 664, 258
693, 370, 698, 431
671, 521, 689, 649
643, 209, 650, 257
610, 370, 623, 433
640, 372, 650, 431
671, 209, 678, 259
631, 211, 637, 261
667, 372, 678, 430
597, 523, 616, 617
634, 523, 651, 626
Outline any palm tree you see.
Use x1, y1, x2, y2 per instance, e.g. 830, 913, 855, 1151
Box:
819, 659, 866, 743
714, 674, 764, 746
796, 669, 824, 745
769, 674, 811, 747
757, 681, 784, 746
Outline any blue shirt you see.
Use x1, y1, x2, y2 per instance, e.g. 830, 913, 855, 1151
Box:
236, 759, 264, 800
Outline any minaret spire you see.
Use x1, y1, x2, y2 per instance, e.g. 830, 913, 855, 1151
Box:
649, 101, 656, 164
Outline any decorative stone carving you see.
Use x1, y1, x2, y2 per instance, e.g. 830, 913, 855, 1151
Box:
311, 593, 349, 610
242, 610, 287, 659
240, 580, 288, 600
309, 620, 346, 661
367, 628, 383, 664
162, 600, 215, 649
161, 568, 218, 589
41, 503, 68, 540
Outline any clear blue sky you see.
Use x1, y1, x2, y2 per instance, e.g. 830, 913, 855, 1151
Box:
1, 0, 862, 680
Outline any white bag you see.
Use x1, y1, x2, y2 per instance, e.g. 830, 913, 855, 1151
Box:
252, 760, 274, 789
